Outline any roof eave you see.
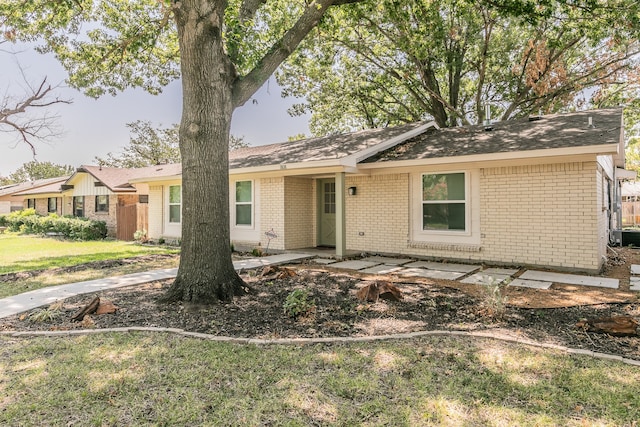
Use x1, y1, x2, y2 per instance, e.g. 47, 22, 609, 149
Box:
357, 143, 620, 169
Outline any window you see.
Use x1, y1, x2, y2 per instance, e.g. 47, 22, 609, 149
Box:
323, 182, 336, 214
235, 181, 252, 226
48, 197, 57, 213
73, 196, 84, 217
422, 173, 466, 231
169, 185, 181, 223
95, 195, 109, 213
27, 198, 35, 209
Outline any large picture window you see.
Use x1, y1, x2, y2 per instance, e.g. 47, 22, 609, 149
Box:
422, 173, 466, 231
95, 195, 109, 213
169, 185, 181, 223
235, 181, 252, 226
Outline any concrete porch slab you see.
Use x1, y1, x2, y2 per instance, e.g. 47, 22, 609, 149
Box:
519, 270, 619, 289
403, 261, 479, 274
311, 258, 337, 265
631, 265, 640, 275
360, 256, 414, 265
329, 260, 380, 270
396, 268, 467, 281
510, 278, 553, 290
481, 267, 520, 276
461, 273, 511, 285
360, 265, 405, 275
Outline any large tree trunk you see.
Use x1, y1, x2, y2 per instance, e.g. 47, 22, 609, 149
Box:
163, 0, 246, 303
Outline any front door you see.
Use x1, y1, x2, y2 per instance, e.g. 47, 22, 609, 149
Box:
318, 179, 336, 247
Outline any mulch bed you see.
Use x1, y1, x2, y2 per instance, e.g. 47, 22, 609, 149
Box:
2, 259, 639, 360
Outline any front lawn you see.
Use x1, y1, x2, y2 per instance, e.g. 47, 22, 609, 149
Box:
0, 234, 179, 275
1, 333, 638, 426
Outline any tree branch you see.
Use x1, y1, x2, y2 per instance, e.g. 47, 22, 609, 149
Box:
232, 0, 362, 107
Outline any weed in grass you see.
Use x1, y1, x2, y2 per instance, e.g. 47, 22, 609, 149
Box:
27, 301, 64, 323
480, 276, 510, 320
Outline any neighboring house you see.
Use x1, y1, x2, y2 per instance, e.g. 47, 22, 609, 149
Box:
132, 108, 626, 273
0, 176, 69, 214
15, 165, 161, 239
621, 180, 640, 227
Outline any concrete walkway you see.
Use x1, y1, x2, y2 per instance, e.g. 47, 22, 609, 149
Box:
0, 253, 312, 319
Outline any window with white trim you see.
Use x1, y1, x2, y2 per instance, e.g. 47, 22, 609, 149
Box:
422, 172, 466, 231
169, 185, 181, 223
235, 181, 252, 226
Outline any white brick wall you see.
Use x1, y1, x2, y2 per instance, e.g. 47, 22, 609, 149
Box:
345, 174, 409, 254
283, 177, 315, 249
259, 177, 285, 250
148, 185, 164, 239
339, 162, 604, 272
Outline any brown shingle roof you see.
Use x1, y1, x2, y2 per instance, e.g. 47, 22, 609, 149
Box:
362, 108, 623, 163
0, 176, 69, 197
228, 122, 426, 169
76, 164, 182, 191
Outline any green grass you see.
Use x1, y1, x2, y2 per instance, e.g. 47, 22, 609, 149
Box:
0, 233, 179, 275
0, 333, 638, 426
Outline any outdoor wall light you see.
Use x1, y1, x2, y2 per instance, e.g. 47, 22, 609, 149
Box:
348, 186, 357, 196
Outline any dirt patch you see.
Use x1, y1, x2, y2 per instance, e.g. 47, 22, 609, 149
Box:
2, 249, 640, 360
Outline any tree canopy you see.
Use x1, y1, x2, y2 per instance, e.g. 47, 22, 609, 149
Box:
278, 0, 640, 133
2, 160, 74, 184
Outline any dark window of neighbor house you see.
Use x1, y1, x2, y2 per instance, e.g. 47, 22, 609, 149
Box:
138, 195, 149, 203
27, 198, 36, 209
422, 173, 466, 231
95, 195, 109, 213
169, 185, 181, 223
48, 197, 57, 213
73, 196, 84, 217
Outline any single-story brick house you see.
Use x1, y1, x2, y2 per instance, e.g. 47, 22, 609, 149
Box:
131, 108, 626, 273
0, 176, 69, 214
15, 165, 157, 239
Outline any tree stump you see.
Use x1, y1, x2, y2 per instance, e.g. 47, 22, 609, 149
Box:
576, 316, 639, 337
356, 281, 403, 302
71, 296, 100, 322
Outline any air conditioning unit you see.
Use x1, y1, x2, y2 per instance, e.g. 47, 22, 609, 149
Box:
610, 230, 622, 246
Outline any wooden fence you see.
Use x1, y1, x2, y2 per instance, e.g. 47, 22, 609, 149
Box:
116, 203, 149, 241
621, 201, 640, 227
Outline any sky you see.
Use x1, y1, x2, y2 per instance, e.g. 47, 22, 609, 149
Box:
0, 44, 311, 177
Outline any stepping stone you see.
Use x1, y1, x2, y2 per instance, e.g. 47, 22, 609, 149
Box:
519, 270, 619, 289
630, 276, 640, 291
312, 258, 337, 265
396, 268, 467, 281
330, 260, 380, 270
510, 278, 553, 290
403, 261, 479, 274
481, 267, 519, 276
361, 256, 413, 265
631, 265, 640, 275
461, 273, 511, 286
360, 265, 405, 275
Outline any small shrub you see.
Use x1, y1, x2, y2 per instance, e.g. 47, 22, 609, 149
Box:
283, 289, 315, 318
252, 247, 263, 257
158, 237, 166, 245
134, 229, 148, 243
